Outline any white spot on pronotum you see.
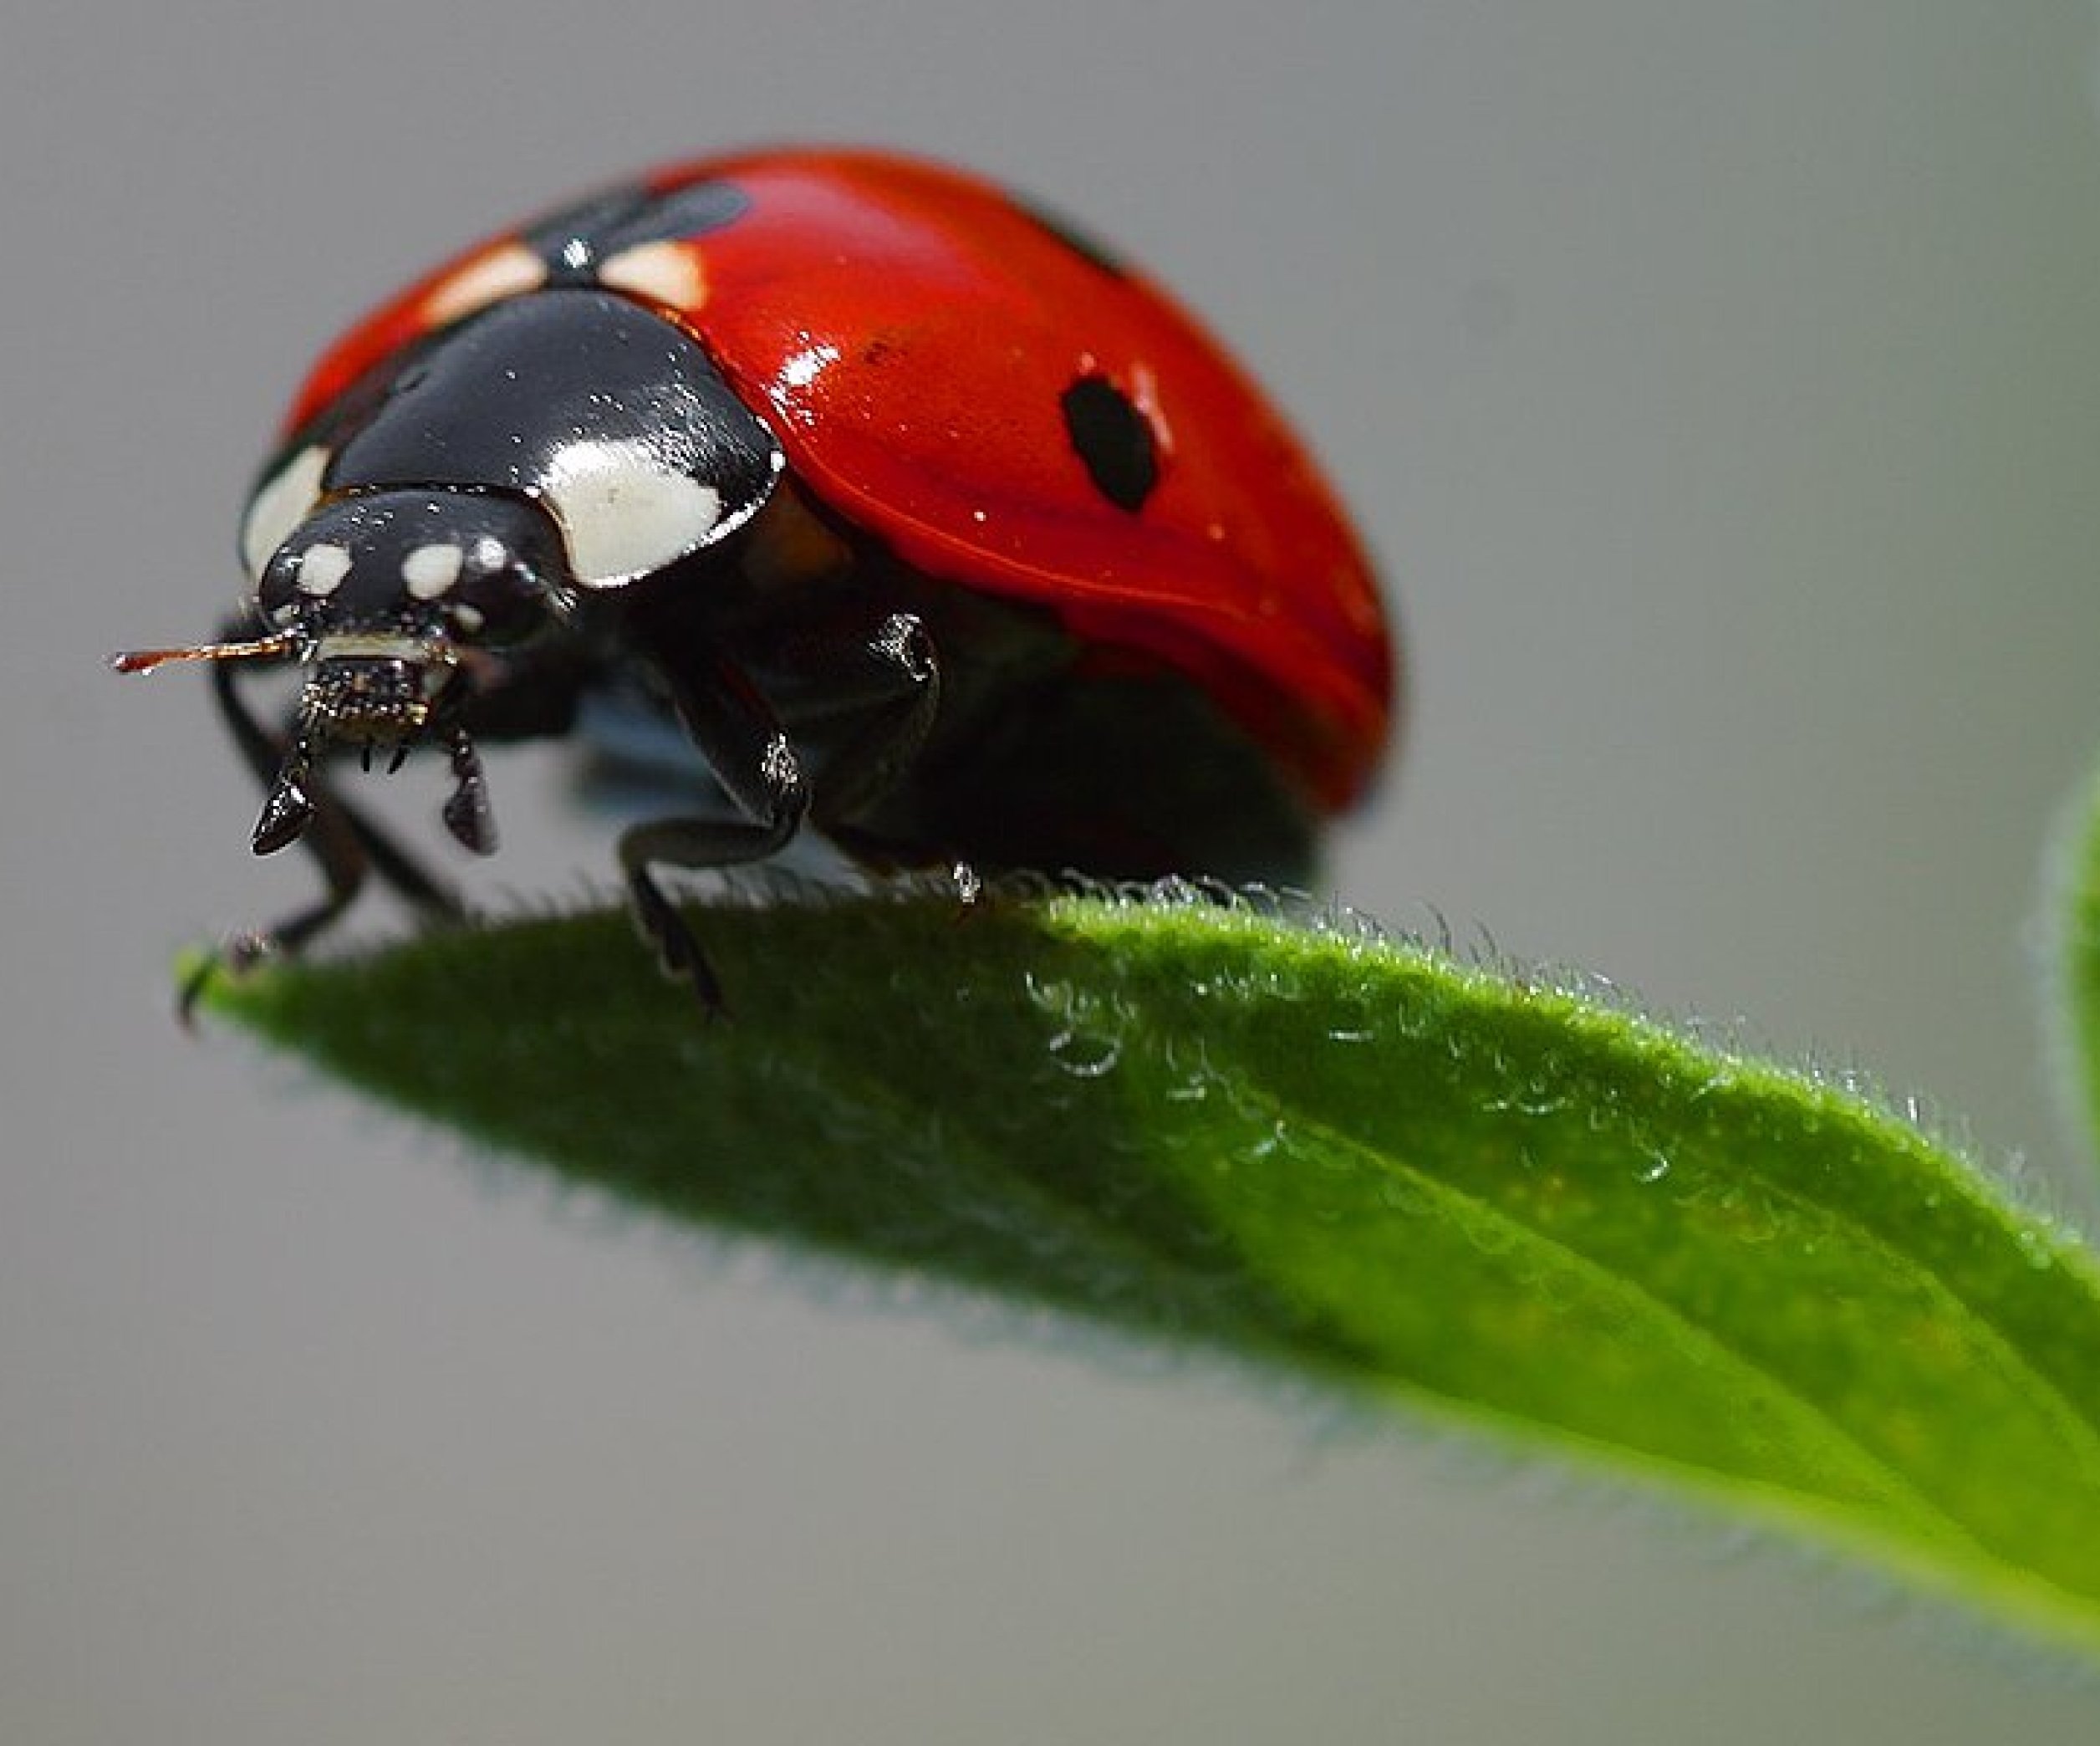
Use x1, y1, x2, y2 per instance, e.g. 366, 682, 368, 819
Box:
598, 239, 707, 312
296, 542, 353, 595
421, 242, 548, 328
242, 445, 330, 580
466, 534, 508, 572
402, 542, 464, 599
540, 440, 722, 585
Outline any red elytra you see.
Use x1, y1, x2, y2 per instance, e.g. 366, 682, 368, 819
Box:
287, 147, 1394, 812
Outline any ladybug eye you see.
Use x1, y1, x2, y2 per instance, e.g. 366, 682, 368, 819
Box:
444, 535, 550, 646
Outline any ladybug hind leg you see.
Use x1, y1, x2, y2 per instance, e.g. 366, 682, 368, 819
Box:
621, 612, 940, 1013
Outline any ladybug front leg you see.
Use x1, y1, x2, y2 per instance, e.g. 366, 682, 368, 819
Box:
200, 620, 465, 1004
619, 652, 811, 1012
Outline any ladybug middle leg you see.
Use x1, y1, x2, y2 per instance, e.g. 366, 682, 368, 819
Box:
621, 611, 940, 1012
792, 612, 943, 825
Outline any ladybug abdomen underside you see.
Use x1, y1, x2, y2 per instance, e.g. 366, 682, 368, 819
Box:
585, 567, 1324, 888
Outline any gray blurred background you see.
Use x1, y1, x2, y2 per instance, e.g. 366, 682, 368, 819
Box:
8, 4, 2100, 1740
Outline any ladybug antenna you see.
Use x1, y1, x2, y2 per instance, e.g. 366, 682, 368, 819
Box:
108, 631, 298, 676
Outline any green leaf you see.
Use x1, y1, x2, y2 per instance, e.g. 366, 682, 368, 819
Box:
202, 887, 2100, 1657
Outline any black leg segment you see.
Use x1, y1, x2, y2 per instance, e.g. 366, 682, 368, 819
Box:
617, 615, 942, 1011
618, 651, 811, 1012
208, 625, 465, 949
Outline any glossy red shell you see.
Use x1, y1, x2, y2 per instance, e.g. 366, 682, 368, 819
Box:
281, 148, 1394, 810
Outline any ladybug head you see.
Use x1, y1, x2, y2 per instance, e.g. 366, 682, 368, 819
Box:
253, 489, 568, 737
113, 488, 574, 859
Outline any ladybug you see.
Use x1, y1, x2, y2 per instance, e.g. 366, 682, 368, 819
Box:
115, 146, 1393, 1009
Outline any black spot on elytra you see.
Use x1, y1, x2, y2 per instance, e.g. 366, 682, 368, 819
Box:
1007, 191, 1129, 278
1060, 373, 1159, 513
524, 178, 751, 283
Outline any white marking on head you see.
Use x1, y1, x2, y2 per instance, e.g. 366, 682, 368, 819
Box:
313, 635, 457, 700
402, 542, 465, 599
297, 542, 353, 596
242, 445, 331, 581
539, 440, 722, 585
599, 239, 708, 312
421, 242, 548, 329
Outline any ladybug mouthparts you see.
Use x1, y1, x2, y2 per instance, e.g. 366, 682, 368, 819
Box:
257, 642, 496, 860
301, 646, 455, 744
110, 625, 497, 862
